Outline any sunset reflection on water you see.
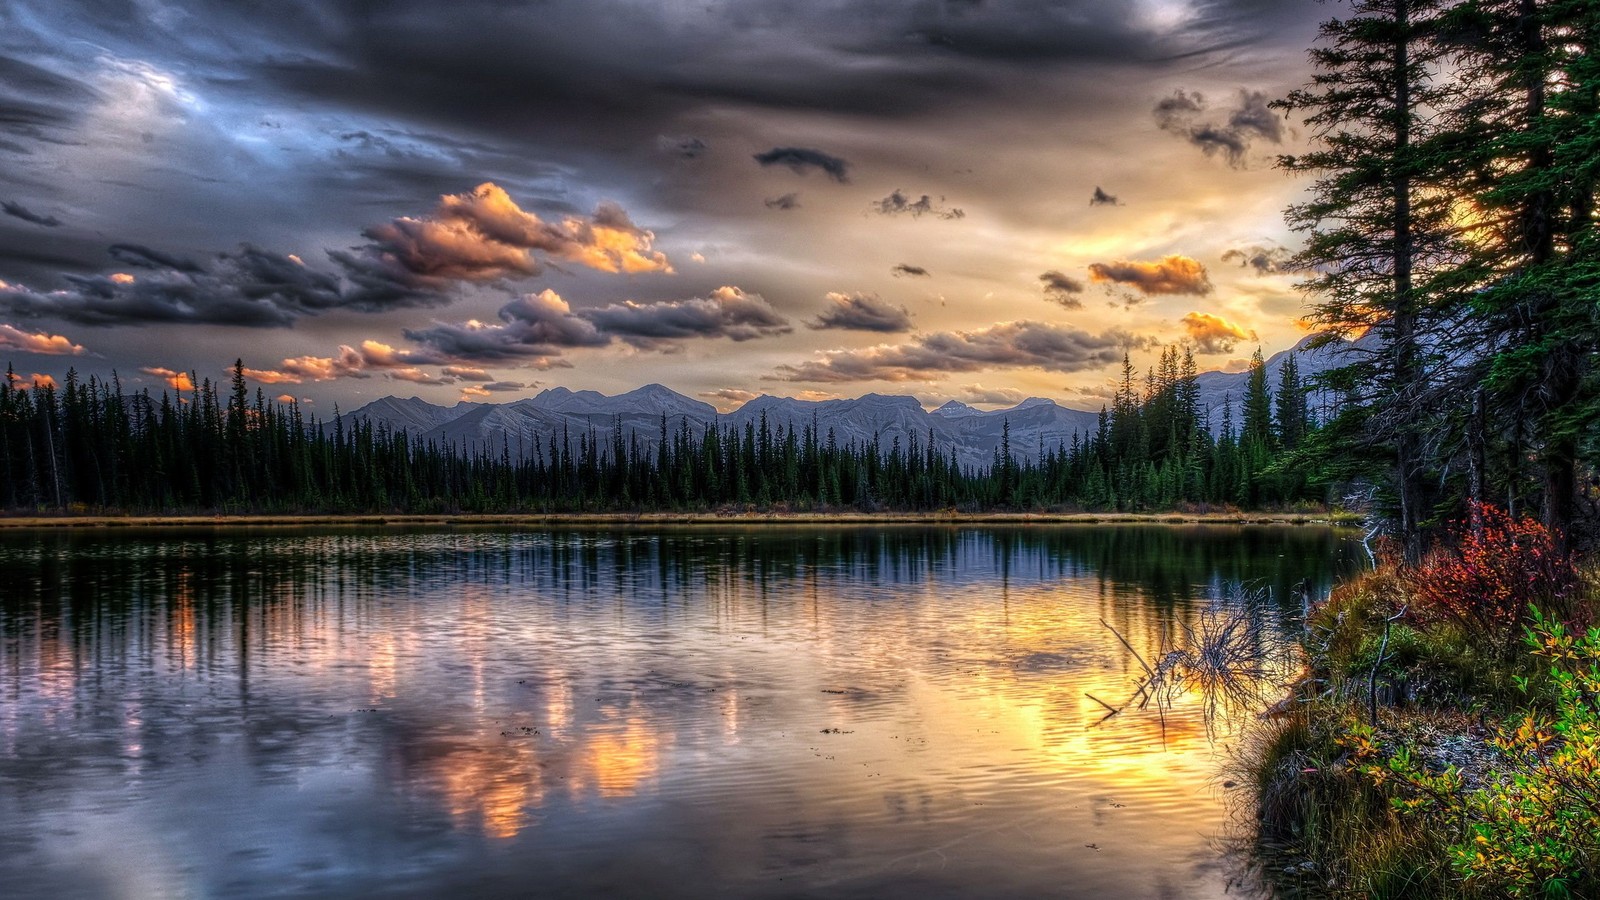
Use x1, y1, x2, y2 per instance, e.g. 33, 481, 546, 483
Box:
0, 525, 1361, 899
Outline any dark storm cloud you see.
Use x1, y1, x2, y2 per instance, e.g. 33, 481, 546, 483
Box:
405, 287, 791, 361
1, 201, 60, 227
1222, 242, 1294, 275
1038, 270, 1084, 308
1087, 255, 1212, 296
583, 287, 793, 349
897, 0, 1299, 62
323, 128, 569, 211
0, 227, 111, 285
321, 247, 451, 313
807, 292, 913, 333
0, 1, 1326, 205
892, 264, 930, 278
872, 190, 964, 220
1227, 91, 1285, 143
190, 0, 1320, 147
1186, 124, 1248, 164
405, 291, 607, 362
0, 184, 674, 326
0, 55, 97, 153
108, 244, 204, 273
1153, 89, 1286, 168
1, 245, 345, 327
1089, 187, 1119, 207
1153, 89, 1207, 130
753, 147, 851, 183
657, 135, 709, 159
771, 321, 1145, 383
764, 193, 801, 211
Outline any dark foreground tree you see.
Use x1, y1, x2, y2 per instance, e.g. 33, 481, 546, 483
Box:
1276, 0, 1463, 559
1439, 0, 1600, 548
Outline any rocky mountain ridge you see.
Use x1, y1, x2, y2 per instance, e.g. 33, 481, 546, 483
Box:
341, 336, 1354, 468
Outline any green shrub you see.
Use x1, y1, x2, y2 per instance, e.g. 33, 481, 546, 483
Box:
1242, 703, 1455, 898
1359, 611, 1600, 897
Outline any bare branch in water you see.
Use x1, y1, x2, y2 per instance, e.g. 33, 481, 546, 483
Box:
1103, 590, 1279, 737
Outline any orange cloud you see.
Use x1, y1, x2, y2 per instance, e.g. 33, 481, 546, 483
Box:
246, 340, 439, 385
700, 388, 760, 411
7, 370, 58, 390
442, 365, 492, 382
0, 324, 85, 356
371, 182, 672, 282
355, 340, 414, 368
1088, 255, 1212, 296
242, 367, 302, 384
141, 366, 194, 391
1181, 312, 1257, 354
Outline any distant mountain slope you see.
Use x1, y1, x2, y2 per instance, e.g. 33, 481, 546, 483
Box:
340, 338, 1358, 467
341, 395, 480, 434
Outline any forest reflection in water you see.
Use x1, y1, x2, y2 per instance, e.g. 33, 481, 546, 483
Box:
0, 524, 1362, 899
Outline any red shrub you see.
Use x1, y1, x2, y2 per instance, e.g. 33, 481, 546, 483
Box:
1408, 503, 1579, 657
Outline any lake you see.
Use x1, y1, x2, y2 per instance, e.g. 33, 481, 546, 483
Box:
0, 524, 1363, 899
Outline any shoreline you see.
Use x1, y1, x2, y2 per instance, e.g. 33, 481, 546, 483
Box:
0, 510, 1363, 530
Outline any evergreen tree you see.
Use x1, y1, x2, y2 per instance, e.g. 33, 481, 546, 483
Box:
1275, 351, 1309, 450
1276, 0, 1460, 557
1439, 0, 1600, 546
1242, 349, 1275, 450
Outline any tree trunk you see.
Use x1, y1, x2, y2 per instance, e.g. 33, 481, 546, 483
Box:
1468, 387, 1487, 537
1392, 0, 1427, 561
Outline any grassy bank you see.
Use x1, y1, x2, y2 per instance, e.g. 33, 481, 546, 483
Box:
1242, 506, 1600, 898
0, 509, 1365, 531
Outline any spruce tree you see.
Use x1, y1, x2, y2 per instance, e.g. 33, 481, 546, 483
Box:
1440, 0, 1600, 546
1276, 0, 1459, 557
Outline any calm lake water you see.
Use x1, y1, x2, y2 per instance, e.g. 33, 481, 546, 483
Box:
0, 525, 1363, 899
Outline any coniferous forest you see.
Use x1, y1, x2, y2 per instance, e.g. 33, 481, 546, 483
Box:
0, 347, 1321, 514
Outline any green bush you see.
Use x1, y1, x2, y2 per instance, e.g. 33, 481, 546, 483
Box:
1359, 610, 1600, 897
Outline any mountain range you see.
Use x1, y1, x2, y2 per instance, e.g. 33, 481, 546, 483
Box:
341, 335, 1355, 469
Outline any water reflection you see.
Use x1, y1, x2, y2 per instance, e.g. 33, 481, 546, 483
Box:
0, 525, 1361, 899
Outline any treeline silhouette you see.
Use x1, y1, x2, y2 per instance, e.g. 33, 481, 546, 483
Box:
0, 347, 1320, 514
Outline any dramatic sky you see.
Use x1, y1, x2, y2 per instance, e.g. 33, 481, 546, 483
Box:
0, 0, 1333, 412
